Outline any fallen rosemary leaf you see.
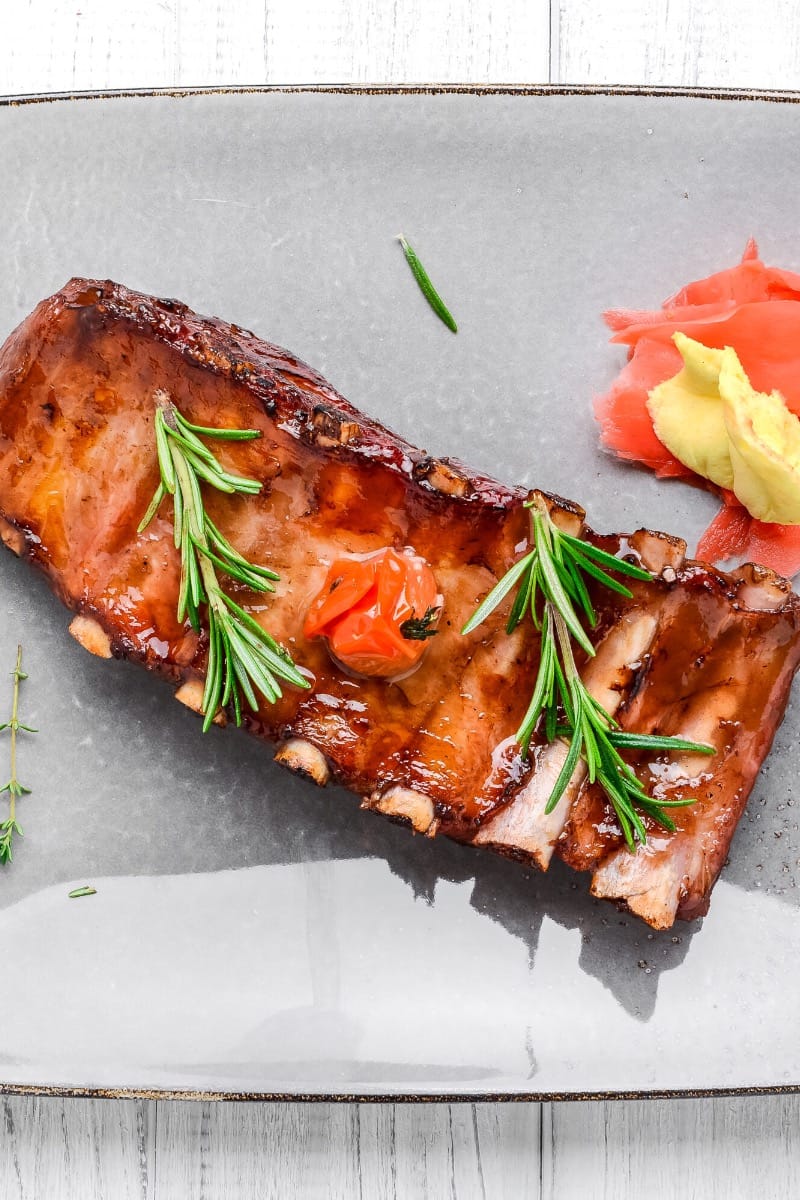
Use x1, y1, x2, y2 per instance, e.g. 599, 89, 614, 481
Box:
68, 886, 97, 899
397, 235, 458, 333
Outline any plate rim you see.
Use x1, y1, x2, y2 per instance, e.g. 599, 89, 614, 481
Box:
3, 82, 800, 107
2, 80, 798, 1105
2, 1080, 800, 1103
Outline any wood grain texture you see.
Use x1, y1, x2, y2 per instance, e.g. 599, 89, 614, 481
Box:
2, 2, 800, 1199
1, 0, 270, 95
263, 0, 550, 84
0, 1, 179, 94
0, 0, 549, 95
153, 1102, 541, 1199
543, 1096, 800, 1199
176, 0, 269, 88
0, 1097, 154, 1200
556, 0, 800, 87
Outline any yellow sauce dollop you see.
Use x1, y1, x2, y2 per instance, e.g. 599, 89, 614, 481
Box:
646, 333, 800, 524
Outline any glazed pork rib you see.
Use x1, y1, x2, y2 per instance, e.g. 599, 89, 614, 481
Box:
1, 278, 799, 929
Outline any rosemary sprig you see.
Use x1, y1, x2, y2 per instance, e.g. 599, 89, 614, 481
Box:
0, 646, 36, 864
397, 235, 458, 333
541, 605, 710, 850
138, 402, 309, 731
462, 495, 714, 849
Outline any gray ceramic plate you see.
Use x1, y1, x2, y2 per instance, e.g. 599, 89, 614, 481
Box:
0, 87, 799, 1100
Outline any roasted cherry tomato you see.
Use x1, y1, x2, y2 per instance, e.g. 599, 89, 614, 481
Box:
303, 547, 442, 679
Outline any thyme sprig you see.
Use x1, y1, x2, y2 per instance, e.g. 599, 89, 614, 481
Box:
0, 646, 36, 864
462, 495, 714, 850
138, 402, 309, 731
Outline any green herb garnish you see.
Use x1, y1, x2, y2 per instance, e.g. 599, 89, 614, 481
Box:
400, 605, 441, 641
462, 494, 714, 850
138, 401, 309, 731
0, 646, 36, 864
398, 235, 458, 333
68, 886, 97, 899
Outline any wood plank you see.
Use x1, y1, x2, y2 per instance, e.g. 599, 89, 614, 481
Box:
0, 0, 274, 95
555, 0, 800, 87
263, 0, 550, 84
469, 1104, 541, 1198
1, 0, 550, 96
154, 1101, 541, 1198
154, 1101, 360, 1199
544, 1096, 800, 1199
175, 0, 269, 87
0, 0, 178, 95
0, 1096, 154, 1200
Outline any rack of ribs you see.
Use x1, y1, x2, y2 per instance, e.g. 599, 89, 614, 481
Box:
1, 278, 798, 929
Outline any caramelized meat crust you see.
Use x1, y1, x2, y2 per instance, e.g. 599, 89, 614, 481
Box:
1, 278, 798, 929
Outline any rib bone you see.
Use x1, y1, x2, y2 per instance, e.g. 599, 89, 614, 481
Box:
473, 609, 658, 868
174, 680, 227, 727
68, 615, 112, 659
365, 786, 437, 834
0, 516, 24, 557
274, 738, 331, 787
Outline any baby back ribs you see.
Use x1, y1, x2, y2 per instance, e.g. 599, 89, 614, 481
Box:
0, 278, 798, 929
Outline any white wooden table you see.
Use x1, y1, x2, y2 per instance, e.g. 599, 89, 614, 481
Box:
2, 3, 800, 1196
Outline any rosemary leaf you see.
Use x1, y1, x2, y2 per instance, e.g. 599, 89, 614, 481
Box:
605, 730, 715, 755
461, 551, 535, 635
166, 424, 221, 467
563, 554, 595, 627
137, 482, 166, 534
516, 609, 555, 754
173, 474, 184, 549
545, 700, 585, 814
202, 618, 223, 730
155, 410, 176, 494
228, 644, 261, 711
398, 235, 458, 333
506, 561, 534, 632
179, 418, 262, 442
534, 519, 594, 655
182, 451, 240, 493
559, 532, 651, 580
555, 724, 715, 757
564, 544, 637, 598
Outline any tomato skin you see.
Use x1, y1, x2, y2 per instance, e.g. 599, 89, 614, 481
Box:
303, 547, 441, 679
